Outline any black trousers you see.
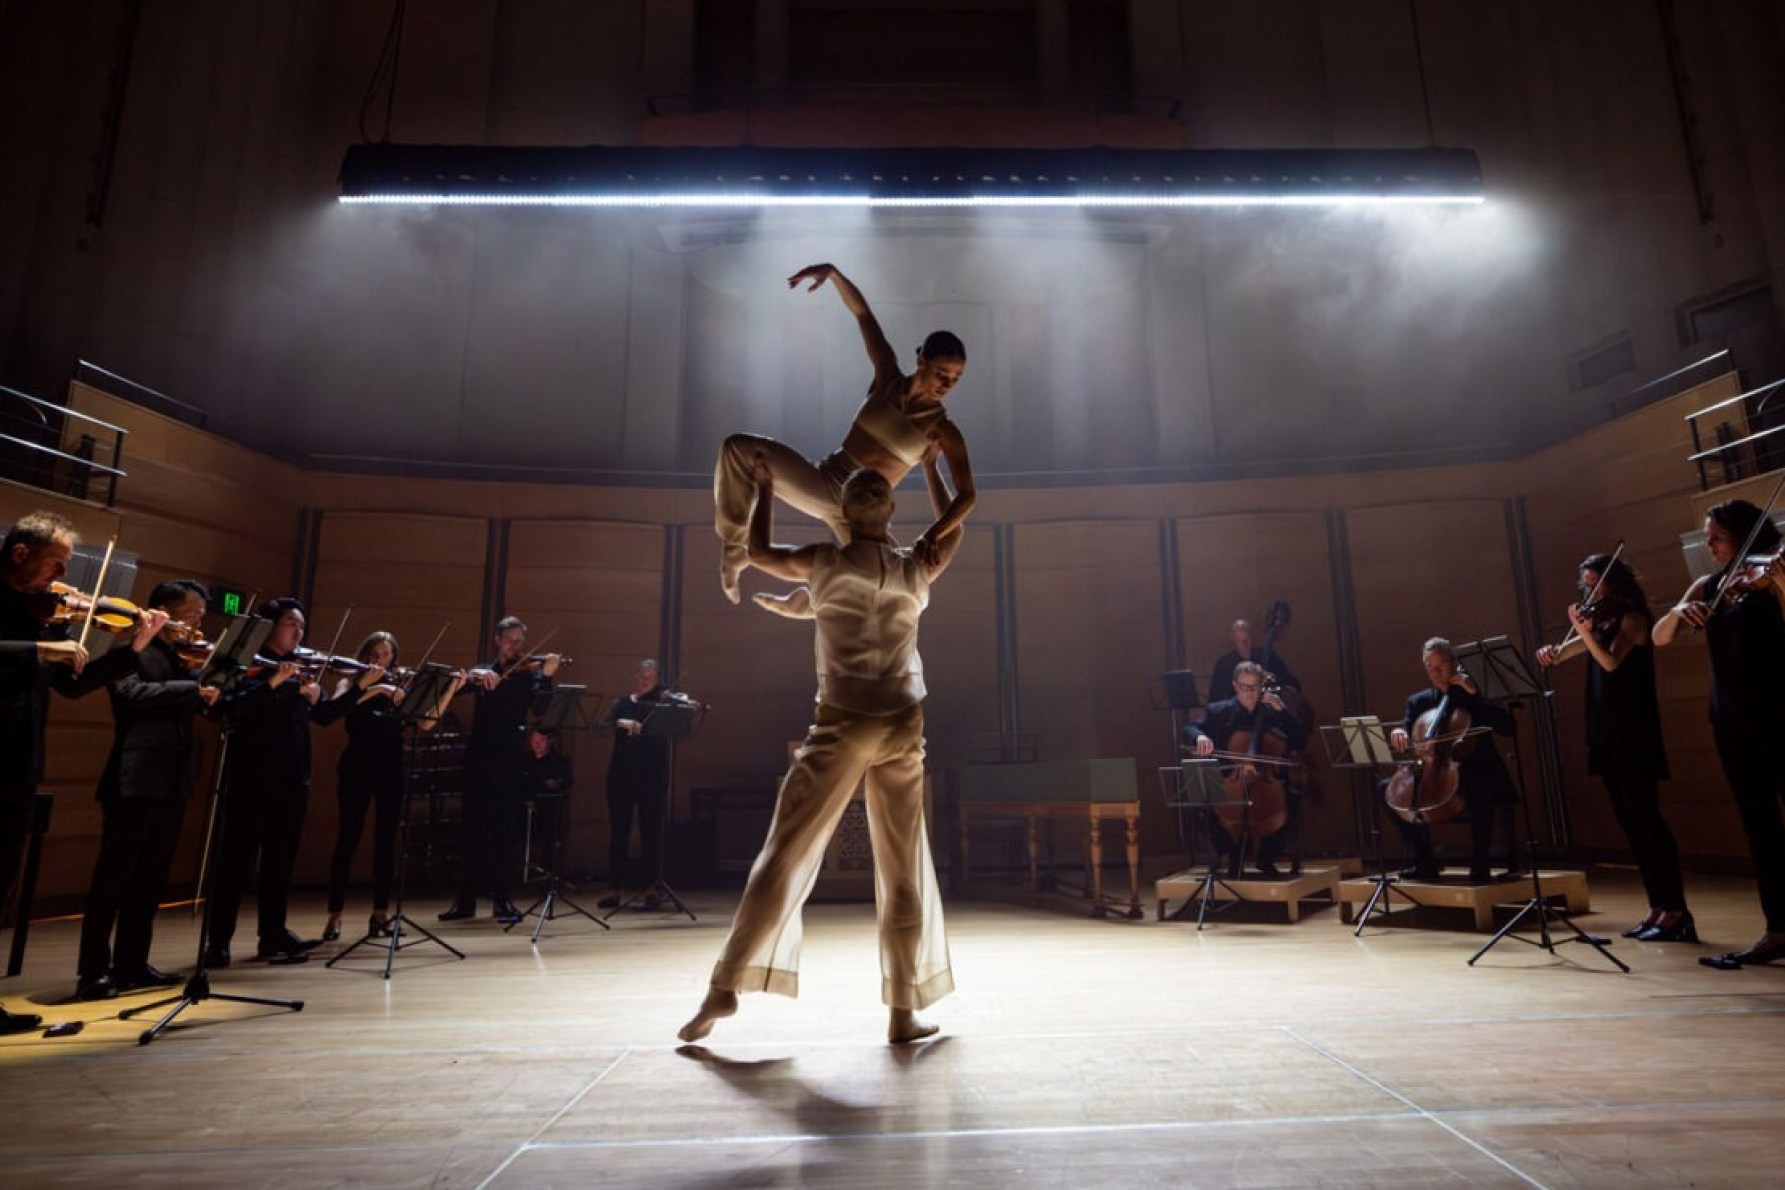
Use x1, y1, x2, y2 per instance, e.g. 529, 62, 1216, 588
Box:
606, 763, 667, 885
1713, 718, 1785, 932
327, 763, 402, 913
1391, 789, 1501, 874
79, 795, 187, 978
0, 788, 34, 921
209, 777, 308, 952
456, 755, 523, 902
1600, 762, 1688, 913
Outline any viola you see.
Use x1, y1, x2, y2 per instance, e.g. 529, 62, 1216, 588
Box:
1383, 686, 1475, 824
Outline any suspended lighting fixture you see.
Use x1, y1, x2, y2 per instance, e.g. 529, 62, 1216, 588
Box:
337, 145, 1484, 208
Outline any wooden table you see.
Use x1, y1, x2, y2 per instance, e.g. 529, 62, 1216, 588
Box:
957, 758, 1143, 919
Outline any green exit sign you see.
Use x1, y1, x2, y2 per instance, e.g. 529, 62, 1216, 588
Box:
216, 587, 248, 616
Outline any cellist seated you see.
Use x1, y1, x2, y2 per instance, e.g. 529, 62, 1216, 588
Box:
1182, 661, 1308, 877
1385, 637, 1519, 884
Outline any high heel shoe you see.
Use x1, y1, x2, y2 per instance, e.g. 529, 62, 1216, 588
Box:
1635, 911, 1697, 943
321, 915, 342, 943
368, 913, 391, 938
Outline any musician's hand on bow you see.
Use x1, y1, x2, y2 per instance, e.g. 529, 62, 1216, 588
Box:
298, 680, 323, 706
197, 685, 221, 707
467, 667, 499, 691
1535, 644, 1560, 668
1193, 735, 1214, 758
37, 639, 88, 673
1674, 600, 1711, 630
1390, 727, 1411, 752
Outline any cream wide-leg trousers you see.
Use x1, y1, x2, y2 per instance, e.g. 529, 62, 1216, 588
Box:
708, 700, 953, 1010
713, 433, 854, 546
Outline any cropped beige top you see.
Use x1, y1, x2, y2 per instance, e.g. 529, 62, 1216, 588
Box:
849, 371, 947, 469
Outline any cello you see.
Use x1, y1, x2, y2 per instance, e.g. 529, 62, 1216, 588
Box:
1383, 679, 1475, 824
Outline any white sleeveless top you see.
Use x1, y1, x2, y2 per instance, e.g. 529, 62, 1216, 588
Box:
810, 539, 929, 716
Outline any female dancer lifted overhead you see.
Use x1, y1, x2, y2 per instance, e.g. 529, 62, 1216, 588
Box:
714, 263, 975, 603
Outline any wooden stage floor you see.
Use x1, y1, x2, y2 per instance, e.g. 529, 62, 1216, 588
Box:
2, 868, 1783, 1187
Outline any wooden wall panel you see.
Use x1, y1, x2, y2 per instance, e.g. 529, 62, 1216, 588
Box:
1175, 511, 1351, 852
1012, 519, 1173, 858
503, 519, 667, 876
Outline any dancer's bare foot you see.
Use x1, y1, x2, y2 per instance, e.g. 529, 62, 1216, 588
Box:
678, 986, 738, 1043
752, 587, 815, 619
888, 1008, 939, 1044
720, 544, 748, 605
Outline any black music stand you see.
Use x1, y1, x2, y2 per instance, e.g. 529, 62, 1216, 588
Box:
328, 664, 469, 977
1158, 760, 1249, 929
605, 699, 701, 922
1456, 638, 1627, 972
508, 686, 610, 941
1321, 717, 1421, 935
120, 616, 307, 1043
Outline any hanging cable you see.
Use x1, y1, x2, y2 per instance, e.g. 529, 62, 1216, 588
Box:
358, 0, 408, 144
1408, 0, 1436, 146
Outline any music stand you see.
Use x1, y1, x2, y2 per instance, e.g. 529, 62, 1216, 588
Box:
507, 686, 610, 941
120, 615, 306, 1043
1455, 638, 1627, 971
1320, 718, 1422, 936
605, 699, 701, 922
1158, 760, 1249, 929
328, 664, 469, 977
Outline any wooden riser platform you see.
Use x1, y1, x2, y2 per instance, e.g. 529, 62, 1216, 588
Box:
1156, 864, 1349, 923
1338, 868, 1591, 931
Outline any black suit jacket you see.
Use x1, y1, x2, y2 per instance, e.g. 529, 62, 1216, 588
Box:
2, 584, 137, 798
97, 637, 207, 803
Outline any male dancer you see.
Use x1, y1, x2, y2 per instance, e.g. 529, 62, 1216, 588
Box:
680, 460, 961, 1045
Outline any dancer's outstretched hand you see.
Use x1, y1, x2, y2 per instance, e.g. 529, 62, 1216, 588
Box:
787, 263, 836, 291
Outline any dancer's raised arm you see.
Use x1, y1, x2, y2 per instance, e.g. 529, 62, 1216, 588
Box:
788, 263, 898, 383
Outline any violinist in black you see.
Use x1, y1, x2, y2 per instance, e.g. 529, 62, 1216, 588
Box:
1655, 498, 1785, 970
1184, 661, 1308, 874
439, 616, 559, 923
318, 632, 465, 943
209, 597, 364, 965
597, 658, 673, 895
2, 511, 160, 1032
1207, 617, 1302, 705
1537, 554, 1688, 942
1387, 637, 1517, 883
76, 580, 218, 1000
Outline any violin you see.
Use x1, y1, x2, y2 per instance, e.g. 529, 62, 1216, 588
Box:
33, 581, 147, 636
248, 647, 373, 680
503, 654, 571, 677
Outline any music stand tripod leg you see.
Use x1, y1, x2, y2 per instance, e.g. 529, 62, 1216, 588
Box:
507, 796, 609, 940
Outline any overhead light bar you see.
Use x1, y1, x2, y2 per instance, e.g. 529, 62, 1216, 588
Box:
337, 145, 1484, 208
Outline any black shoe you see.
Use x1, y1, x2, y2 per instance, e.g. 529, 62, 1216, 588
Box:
203, 946, 231, 969
1621, 915, 1660, 939
75, 974, 119, 1002
1467, 867, 1493, 885
1252, 858, 1284, 878
438, 900, 477, 921
1399, 865, 1441, 881
114, 965, 183, 991
492, 899, 523, 924
254, 931, 318, 962
597, 893, 621, 910
0, 1007, 43, 1035
368, 913, 392, 938
321, 916, 342, 943
1635, 912, 1698, 944
1700, 937, 1785, 970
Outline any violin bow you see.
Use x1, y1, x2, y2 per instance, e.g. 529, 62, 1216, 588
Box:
1554, 538, 1626, 653
412, 620, 451, 672
75, 536, 119, 653
1707, 469, 1785, 613
315, 606, 353, 677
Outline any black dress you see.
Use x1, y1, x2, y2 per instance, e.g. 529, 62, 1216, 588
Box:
1582, 611, 1685, 913
1704, 573, 1785, 932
